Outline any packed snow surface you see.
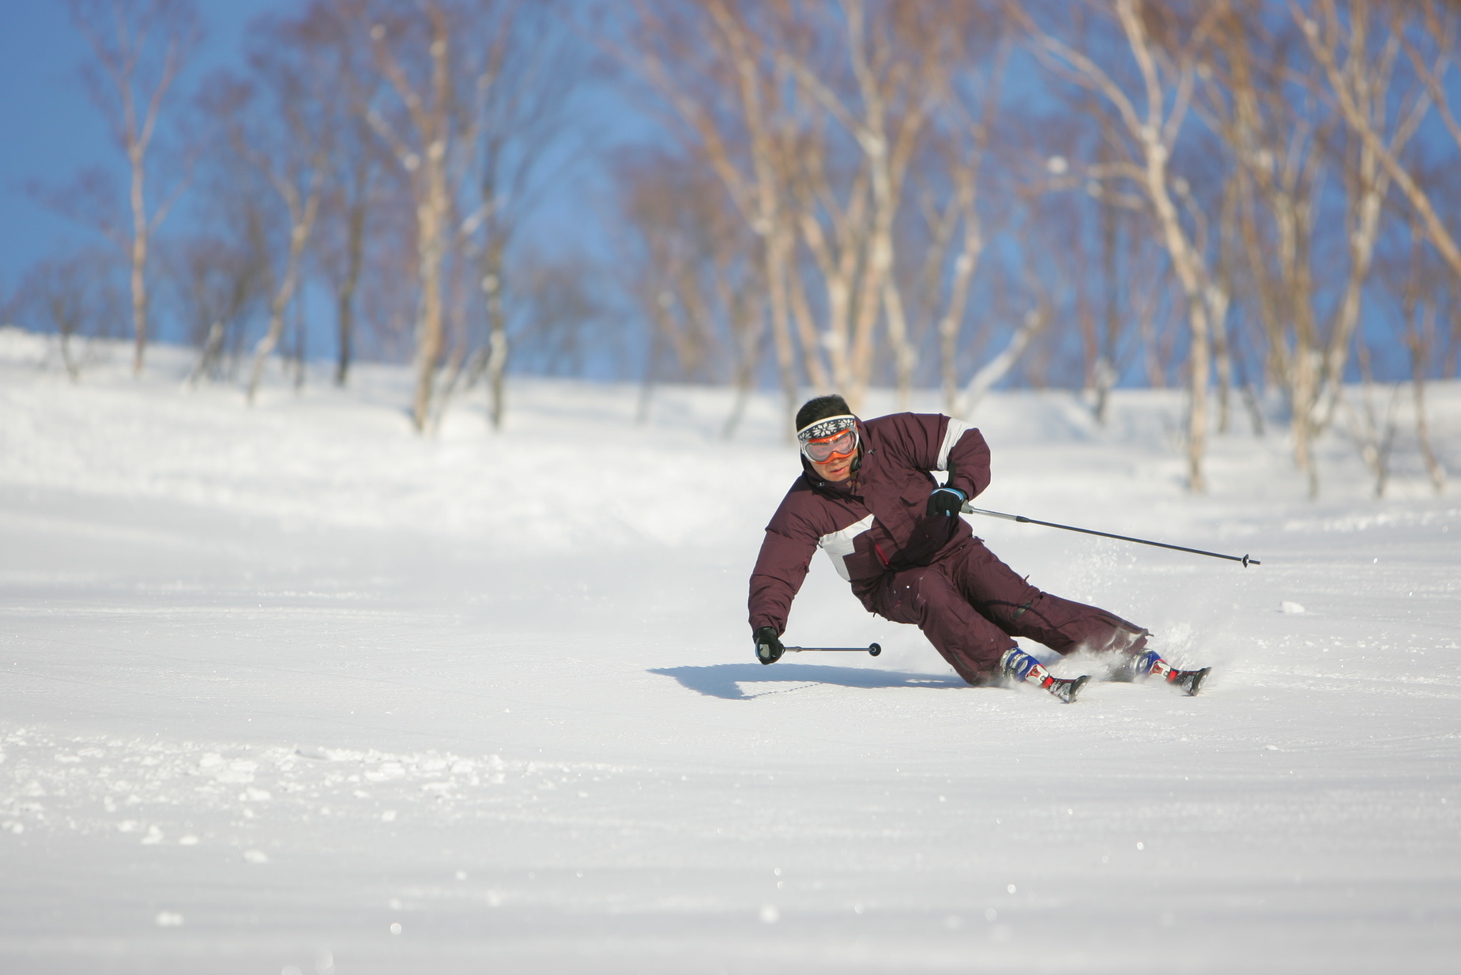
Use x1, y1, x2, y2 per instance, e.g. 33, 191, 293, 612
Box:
2, 328, 1458, 973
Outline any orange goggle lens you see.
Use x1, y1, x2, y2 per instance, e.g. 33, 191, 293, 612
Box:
803, 429, 858, 463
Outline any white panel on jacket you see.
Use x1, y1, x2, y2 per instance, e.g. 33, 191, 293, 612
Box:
937, 418, 971, 470
818, 513, 875, 582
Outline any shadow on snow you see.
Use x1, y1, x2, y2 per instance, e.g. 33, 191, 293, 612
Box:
649, 662, 968, 701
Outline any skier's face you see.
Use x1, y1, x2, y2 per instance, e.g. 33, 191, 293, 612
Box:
810, 450, 855, 482
798, 416, 859, 482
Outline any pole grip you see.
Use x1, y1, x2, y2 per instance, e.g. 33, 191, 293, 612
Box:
962, 505, 1023, 522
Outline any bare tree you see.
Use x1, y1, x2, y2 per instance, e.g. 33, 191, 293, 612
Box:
622, 150, 728, 382
354, 219, 422, 364
1379, 216, 1450, 493
1341, 340, 1400, 498
462, 0, 584, 430
917, 96, 1000, 415
1191, 1, 1431, 496
615, 1, 811, 424
617, 142, 766, 430
954, 207, 1065, 416
284, 3, 390, 390
200, 16, 337, 404
1400, 279, 1447, 495
336, 0, 467, 430
59, 0, 201, 376
1091, 128, 1136, 423
167, 228, 268, 386
1301, 0, 1461, 285
507, 250, 611, 379
959, 306, 1052, 417
1200, 6, 1329, 494
1014, 0, 1226, 491
621, 2, 1016, 416
778, 1, 959, 408
1016, 93, 1169, 423
315, 0, 542, 432
10, 250, 122, 381
317, 114, 384, 388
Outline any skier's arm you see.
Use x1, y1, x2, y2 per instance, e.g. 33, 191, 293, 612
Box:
940, 420, 991, 501
748, 521, 818, 637
875, 413, 992, 500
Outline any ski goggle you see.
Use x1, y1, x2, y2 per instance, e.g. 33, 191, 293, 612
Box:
797, 415, 860, 463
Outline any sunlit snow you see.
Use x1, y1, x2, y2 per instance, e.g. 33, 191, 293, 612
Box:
1, 328, 1458, 972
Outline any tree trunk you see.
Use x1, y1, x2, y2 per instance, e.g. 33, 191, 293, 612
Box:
1144, 148, 1211, 493
129, 143, 149, 377
764, 226, 801, 430
721, 294, 766, 441
248, 216, 316, 405
883, 278, 916, 410
336, 186, 366, 387
483, 253, 508, 431
1412, 360, 1445, 494
410, 144, 449, 432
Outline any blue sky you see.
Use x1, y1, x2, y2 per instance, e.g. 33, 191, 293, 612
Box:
0, 1, 296, 289
0, 0, 646, 371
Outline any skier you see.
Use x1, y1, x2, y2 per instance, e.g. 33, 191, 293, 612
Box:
747, 394, 1208, 702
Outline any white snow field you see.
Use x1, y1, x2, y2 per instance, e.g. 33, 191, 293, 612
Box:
1, 327, 1458, 974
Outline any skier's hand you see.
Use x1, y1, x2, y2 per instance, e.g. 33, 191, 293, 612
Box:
926, 486, 967, 517
754, 626, 784, 665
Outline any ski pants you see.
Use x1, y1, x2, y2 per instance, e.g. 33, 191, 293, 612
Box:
862, 536, 1147, 685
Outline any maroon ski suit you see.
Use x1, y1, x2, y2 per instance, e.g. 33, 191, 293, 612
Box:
748, 413, 1146, 684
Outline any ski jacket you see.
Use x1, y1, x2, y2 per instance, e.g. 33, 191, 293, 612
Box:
748, 412, 991, 635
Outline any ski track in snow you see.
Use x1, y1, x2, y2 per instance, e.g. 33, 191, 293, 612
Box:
1, 329, 1460, 973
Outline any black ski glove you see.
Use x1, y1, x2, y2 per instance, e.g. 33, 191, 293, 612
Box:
926, 486, 967, 517
754, 625, 784, 665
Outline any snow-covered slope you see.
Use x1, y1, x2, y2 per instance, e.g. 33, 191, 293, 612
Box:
2, 328, 1458, 973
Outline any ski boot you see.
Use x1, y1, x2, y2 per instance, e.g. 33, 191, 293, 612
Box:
1000, 648, 1090, 704
1121, 649, 1210, 696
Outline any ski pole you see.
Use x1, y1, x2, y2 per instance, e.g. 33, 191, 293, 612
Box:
783, 643, 882, 656
961, 504, 1261, 567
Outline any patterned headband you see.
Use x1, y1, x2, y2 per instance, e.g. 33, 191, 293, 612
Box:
796, 414, 858, 444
